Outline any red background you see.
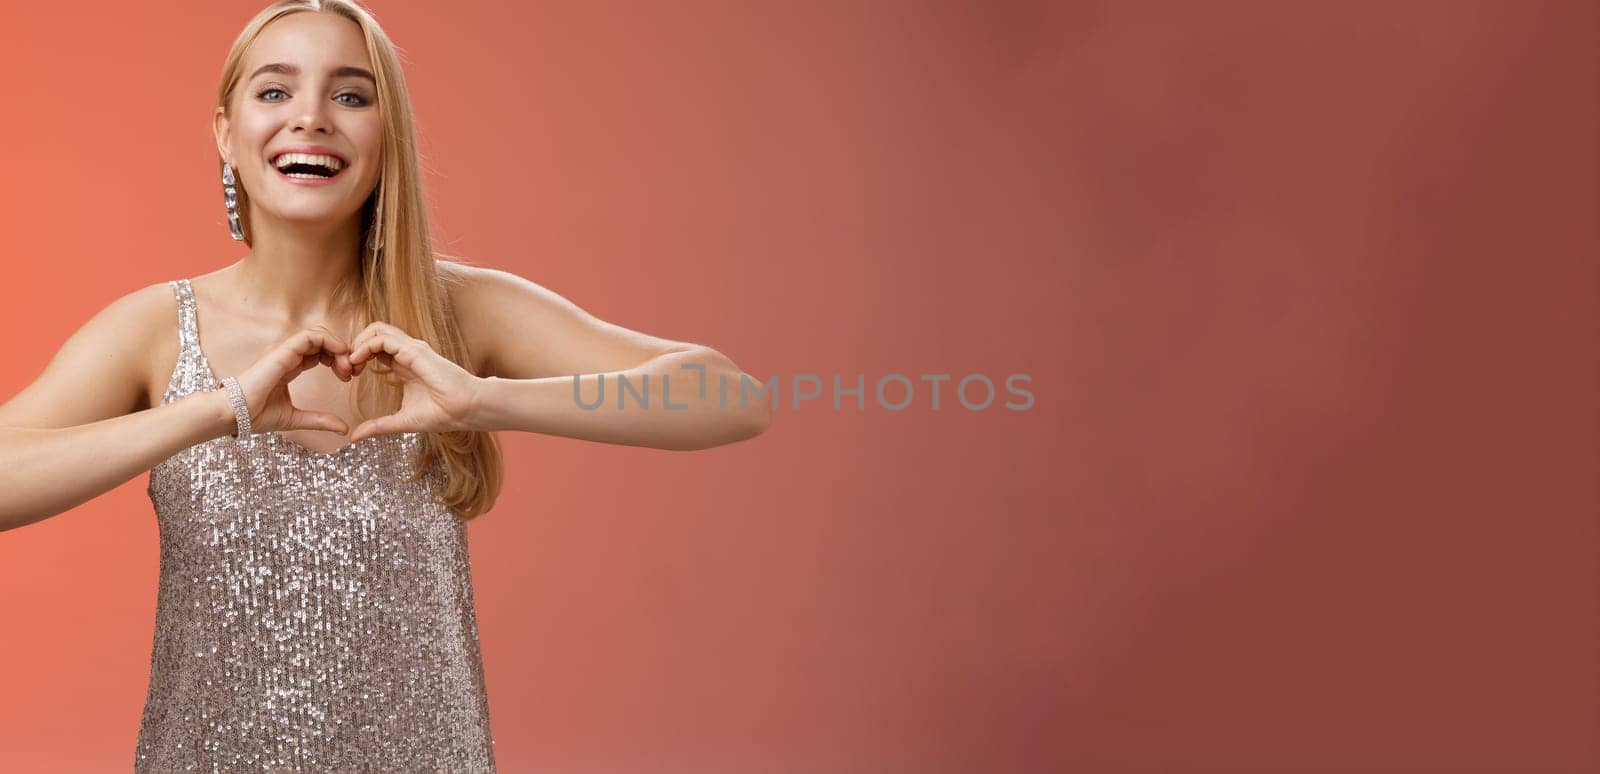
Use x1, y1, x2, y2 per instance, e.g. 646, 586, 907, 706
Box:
0, 1, 1594, 772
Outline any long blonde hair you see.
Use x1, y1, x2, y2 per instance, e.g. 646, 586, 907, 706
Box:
217, 0, 503, 520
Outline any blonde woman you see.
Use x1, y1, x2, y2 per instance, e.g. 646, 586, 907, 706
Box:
0, 1, 770, 770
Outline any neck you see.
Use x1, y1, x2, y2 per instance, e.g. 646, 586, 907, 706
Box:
233, 212, 366, 330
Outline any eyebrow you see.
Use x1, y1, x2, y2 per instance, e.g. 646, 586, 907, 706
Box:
247, 62, 375, 83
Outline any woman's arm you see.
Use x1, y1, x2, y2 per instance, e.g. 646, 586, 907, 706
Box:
341, 262, 771, 450
447, 262, 770, 450
0, 393, 235, 532
467, 346, 771, 451
0, 285, 238, 532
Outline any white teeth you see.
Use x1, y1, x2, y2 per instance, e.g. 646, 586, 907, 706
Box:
271, 152, 345, 172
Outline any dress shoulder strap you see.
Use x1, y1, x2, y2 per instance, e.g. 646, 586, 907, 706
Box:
167, 278, 199, 352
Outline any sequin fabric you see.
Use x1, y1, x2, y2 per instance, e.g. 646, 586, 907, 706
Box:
136, 278, 495, 772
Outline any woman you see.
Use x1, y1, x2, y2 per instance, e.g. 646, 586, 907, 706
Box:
0, 0, 771, 770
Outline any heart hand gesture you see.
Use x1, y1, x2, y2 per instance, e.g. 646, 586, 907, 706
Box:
232, 327, 358, 436
345, 322, 484, 443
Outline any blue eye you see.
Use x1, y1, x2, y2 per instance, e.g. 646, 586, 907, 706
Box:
254, 87, 367, 106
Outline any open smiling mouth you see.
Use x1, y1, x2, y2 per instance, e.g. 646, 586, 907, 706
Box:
271, 152, 347, 181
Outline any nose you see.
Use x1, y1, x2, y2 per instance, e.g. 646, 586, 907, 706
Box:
290, 99, 334, 135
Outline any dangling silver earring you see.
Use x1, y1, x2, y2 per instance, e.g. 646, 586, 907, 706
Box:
222, 162, 244, 241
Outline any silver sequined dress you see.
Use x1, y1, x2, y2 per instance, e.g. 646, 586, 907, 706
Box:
136, 278, 496, 772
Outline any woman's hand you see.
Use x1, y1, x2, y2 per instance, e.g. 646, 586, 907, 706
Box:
345, 322, 484, 442
232, 327, 356, 436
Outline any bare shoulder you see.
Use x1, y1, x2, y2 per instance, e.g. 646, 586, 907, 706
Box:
0, 278, 179, 428
437, 258, 615, 324
437, 258, 547, 300
126, 279, 190, 405
435, 258, 505, 376
104, 280, 187, 411
434, 258, 570, 376
121, 278, 184, 322
433, 257, 696, 380
82, 278, 179, 375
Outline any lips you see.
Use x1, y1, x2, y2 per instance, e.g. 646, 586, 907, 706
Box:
273, 167, 344, 186
269, 148, 349, 184
269, 145, 347, 164
275, 164, 344, 184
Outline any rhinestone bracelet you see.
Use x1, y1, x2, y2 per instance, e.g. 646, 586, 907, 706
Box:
220, 377, 253, 439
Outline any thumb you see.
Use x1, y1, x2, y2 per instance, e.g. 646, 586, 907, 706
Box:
286, 410, 351, 436
348, 415, 405, 444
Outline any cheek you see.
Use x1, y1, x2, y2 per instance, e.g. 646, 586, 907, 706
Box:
357, 130, 384, 174
331, 119, 382, 182
229, 108, 275, 145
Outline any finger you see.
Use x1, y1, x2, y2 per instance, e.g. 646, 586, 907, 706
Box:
349, 334, 371, 365
349, 334, 390, 366
305, 324, 350, 354
352, 334, 415, 370
349, 345, 385, 376
293, 329, 352, 364
264, 330, 358, 387
270, 331, 340, 378
314, 351, 352, 382
291, 353, 320, 377
353, 351, 397, 379
287, 409, 351, 436
348, 414, 406, 444
351, 323, 413, 360
319, 349, 350, 381
352, 321, 405, 345
350, 324, 379, 355
301, 346, 332, 372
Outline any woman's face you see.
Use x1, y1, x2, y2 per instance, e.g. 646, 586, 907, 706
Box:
214, 11, 382, 234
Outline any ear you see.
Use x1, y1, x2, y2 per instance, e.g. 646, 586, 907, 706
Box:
212, 105, 232, 165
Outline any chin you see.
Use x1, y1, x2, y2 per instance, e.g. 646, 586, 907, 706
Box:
256, 203, 365, 228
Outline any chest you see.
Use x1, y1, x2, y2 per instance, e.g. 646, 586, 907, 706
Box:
150, 308, 481, 456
